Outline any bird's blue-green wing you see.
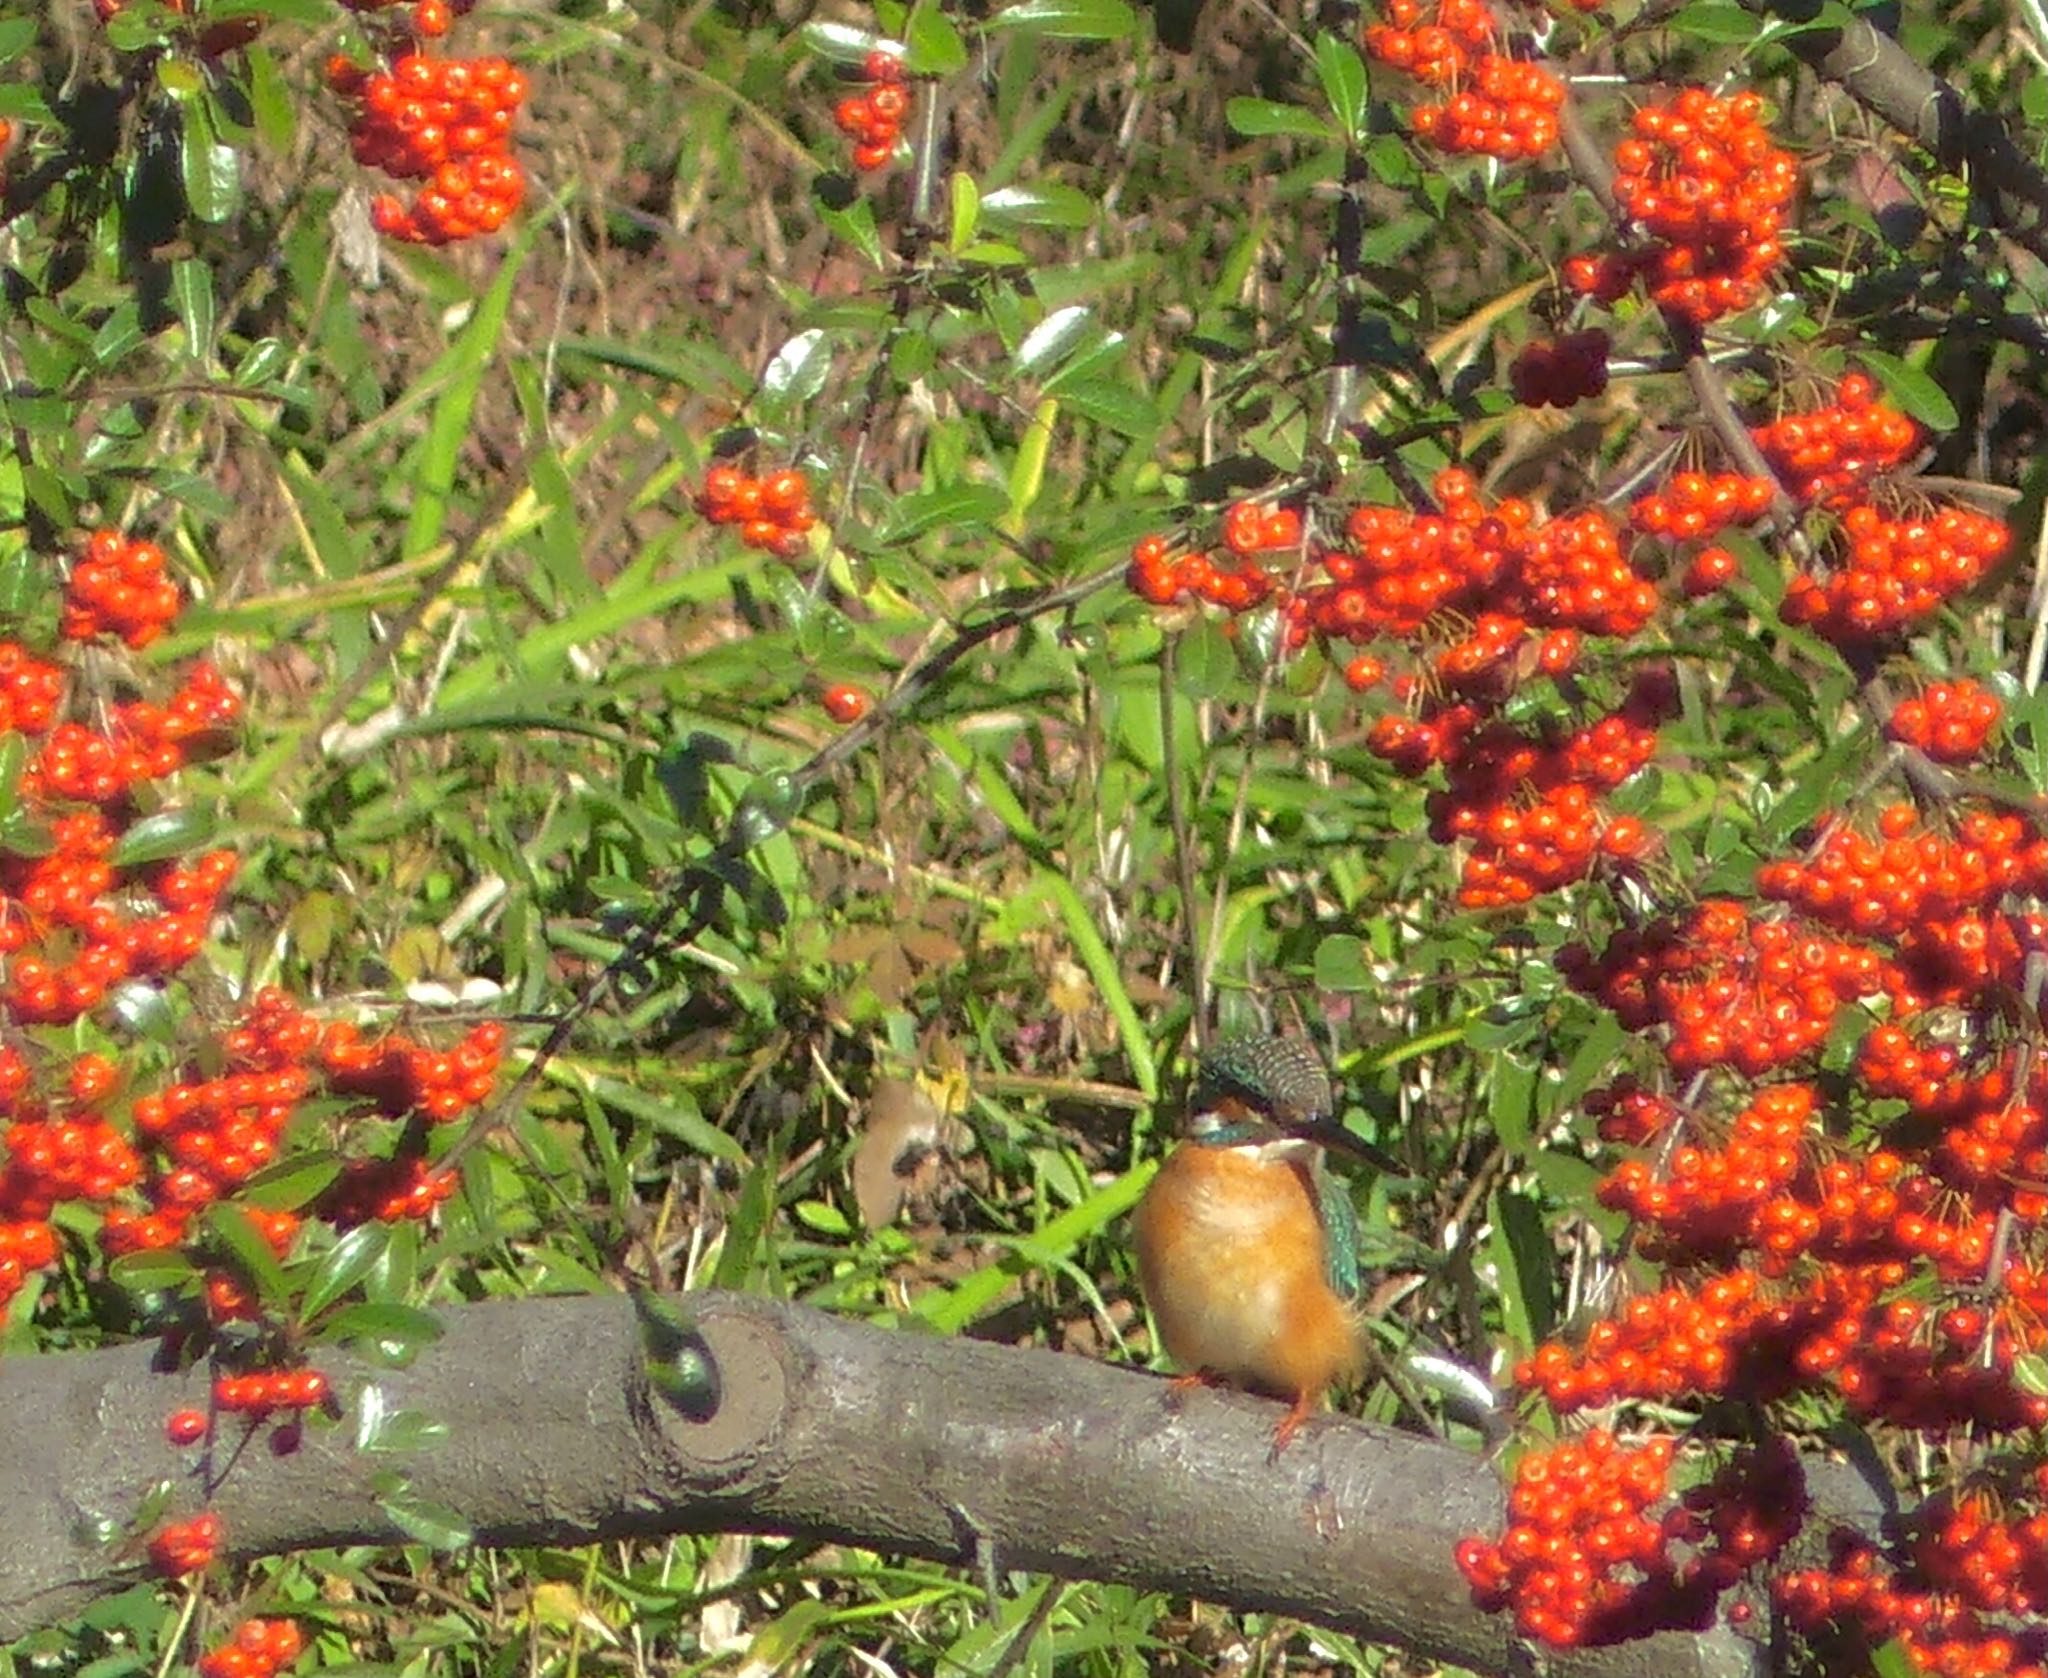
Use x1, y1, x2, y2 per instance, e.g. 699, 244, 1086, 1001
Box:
1314, 1162, 1362, 1301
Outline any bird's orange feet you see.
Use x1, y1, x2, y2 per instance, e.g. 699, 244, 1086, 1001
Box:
1162, 1368, 1228, 1415
1269, 1391, 1316, 1459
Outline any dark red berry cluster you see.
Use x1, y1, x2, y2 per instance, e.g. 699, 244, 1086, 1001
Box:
834, 50, 913, 173
1886, 678, 2002, 764
1566, 89, 1794, 324
1508, 329, 1610, 408
694, 465, 819, 559
197, 1619, 305, 1678
326, 51, 526, 244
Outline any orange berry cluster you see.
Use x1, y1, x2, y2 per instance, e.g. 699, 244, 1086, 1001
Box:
102, 988, 503, 1256
321, 1014, 507, 1123
1910, 1474, 2048, 1621
694, 465, 819, 559
1362, 0, 1495, 83
197, 1619, 305, 1678
834, 50, 912, 173
1560, 898, 1885, 1076
1365, 0, 1566, 163
1453, 1432, 1705, 1647
1459, 1431, 1805, 1650
1751, 372, 1917, 507
326, 51, 526, 245
344, 0, 475, 40
1629, 471, 1775, 543
214, 1366, 330, 1415
1754, 805, 2048, 960
1782, 498, 2009, 648
0, 563, 505, 1324
1779, 1528, 2048, 1678
1625, 469, 1777, 599
1566, 89, 1795, 324
149, 1511, 222, 1577
322, 1153, 459, 1225
1371, 679, 1664, 906
1129, 474, 1671, 909
0, 569, 262, 1323
1132, 472, 1654, 655
1886, 678, 2002, 764
1508, 329, 1610, 409
1410, 54, 1563, 161
62, 530, 181, 649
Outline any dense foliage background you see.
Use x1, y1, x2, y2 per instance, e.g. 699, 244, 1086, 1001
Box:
3, 0, 2047, 1672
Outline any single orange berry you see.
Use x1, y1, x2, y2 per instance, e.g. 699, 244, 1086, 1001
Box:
166, 1408, 208, 1446
822, 683, 872, 724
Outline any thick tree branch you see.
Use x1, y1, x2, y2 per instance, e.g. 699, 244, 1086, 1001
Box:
2, 1291, 1871, 1676
1747, 0, 2048, 267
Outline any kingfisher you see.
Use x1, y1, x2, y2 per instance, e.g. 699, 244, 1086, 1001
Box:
1133, 1034, 1370, 1453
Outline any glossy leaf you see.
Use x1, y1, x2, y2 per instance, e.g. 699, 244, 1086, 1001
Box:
1225, 98, 1332, 140
987, 0, 1137, 40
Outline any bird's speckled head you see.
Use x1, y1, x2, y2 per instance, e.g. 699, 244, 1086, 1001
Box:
1182, 1034, 1332, 1143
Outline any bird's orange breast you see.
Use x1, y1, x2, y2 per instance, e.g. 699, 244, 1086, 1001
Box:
1133, 1142, 1359, 1404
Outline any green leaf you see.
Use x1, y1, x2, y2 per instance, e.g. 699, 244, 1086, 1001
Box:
817, 189, 885, 268
978, 183, 1097, 229
1054, 376, 1155, 436
180, 100, 241, 226
1666, 0, 1770, 41
109, 1249, 201, 1293
1856, 350, 1960, 433
201, 1202, 289, 1304
761, 328, 834, 406
1174, 617, 1237, 700
1490, 1187, 1555, 1346
244, 45, 298, 152
110, 804, 216, 867
401, 220, 531, 558
712, 1155, 779, 1291
300, 1224, 391, 1321
374, 1477, 473, 1550
355, 1385, 451, 1453
1315, 34, 1368, 140
321, 1301, 445, 1361
871, 483, 1011, 544
227, 0, 332, 19
948, 171, 980, 250
1313, 933, 1376, 992
169, 258, 216, 362
905, 3, 968, 73
987, 0, 1137, 40
583, 1072, 746, 1163
0, 18, 35, 61
801, 20, 892, 62
1226, 98, 1333, 141
238, 1152, 342, 1211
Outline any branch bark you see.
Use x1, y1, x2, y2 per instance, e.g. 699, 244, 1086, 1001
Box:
1747, 0, 2048, 267
2, 1291, 1866, 1676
